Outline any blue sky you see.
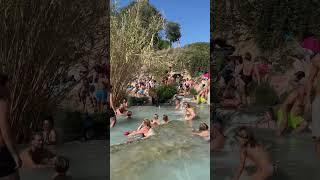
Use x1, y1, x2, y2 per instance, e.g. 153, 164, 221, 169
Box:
118, 0, 210, 47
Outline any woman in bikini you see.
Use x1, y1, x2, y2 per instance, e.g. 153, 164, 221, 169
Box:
127, 119, 152, 140
233, 127, 276, 180
240, 52, 260, 105
184, 103, 196, 121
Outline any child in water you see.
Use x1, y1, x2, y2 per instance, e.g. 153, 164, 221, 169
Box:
162, 115, 170, 124
52, 156, 72, 180
126, 111, 132, 119
233, 127, 276, 180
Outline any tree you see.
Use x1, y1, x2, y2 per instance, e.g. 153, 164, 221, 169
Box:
213, 0, 320, 51
111, 1, 164, 107
0, 0, 107, 141
165, 21, 181, 44
147, 42, 210, 80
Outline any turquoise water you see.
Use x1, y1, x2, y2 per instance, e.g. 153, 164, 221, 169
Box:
110, 104, 210, 180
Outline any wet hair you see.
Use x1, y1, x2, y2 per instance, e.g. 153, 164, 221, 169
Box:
236, 126, 257, 147
294, 71, 305, 81
199, 122, 209, 131
163, 115, 169, 122
31, 132, 43, 142
127, 111, 132, 116
154, 114, 159, 118
244, 52, 252, 61
44, 116, 54, 127
185, 103, 191, 108
143, 119, 151, 127
54, 156, 70, 174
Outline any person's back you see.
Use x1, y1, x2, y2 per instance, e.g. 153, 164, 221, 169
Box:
245, 144, 272, 170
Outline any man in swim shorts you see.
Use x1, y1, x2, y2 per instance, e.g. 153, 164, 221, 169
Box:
277, 85, 308, 135
306, 52, 320, 159
0, 73, 21, 179
95, 73, 108, 113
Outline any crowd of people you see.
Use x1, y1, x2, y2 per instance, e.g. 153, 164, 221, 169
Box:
107, 65, 211, 143
216, 52, 272, 108
213, 34, 320, 180
78, 63, 109, 113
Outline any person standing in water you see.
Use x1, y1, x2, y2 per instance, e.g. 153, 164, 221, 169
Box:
95, 73, 108, 113
233, 127, 275, 180
184, 103, 196, 121
277, 85, 308, 135
107, 85, 117, 128
0, 73, 21, 179
306, 52, 320, 159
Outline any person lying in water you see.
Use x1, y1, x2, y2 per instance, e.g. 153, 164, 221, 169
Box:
127, 119, 152, 138
151, 114, 160, 126
233, 127, 276, 180
193, 122, 210, 141
211, 123, 225, 151
184, 103, 196, 121
277, 85, 308, 136
20, 132, 56, 168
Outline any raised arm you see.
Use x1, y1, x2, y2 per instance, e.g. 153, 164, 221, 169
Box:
233, 149, 246, 180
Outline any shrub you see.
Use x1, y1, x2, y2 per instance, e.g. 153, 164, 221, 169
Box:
254, 82, 279, 106
156, 85, 177, 103
190, 88, 198, 96
127, 96, 149, 106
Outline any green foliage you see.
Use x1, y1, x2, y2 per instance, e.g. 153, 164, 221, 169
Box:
179, 42, 210, 77
190, 88, 198, 96
254, 82, 279, 106
0, 0, 106, 139
111, 1, 164, 106
165, 21, 181, 43
121, 0, 162, 29
127, 96, 149, 106
156, 85, 177, 103
213, 0, 320, 51
157, 39, 171, 50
